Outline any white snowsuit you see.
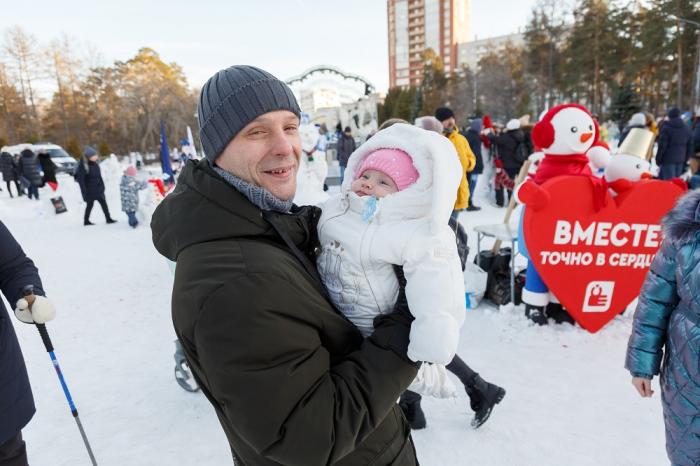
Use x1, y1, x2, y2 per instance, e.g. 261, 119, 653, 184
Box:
317, 123, 465, 366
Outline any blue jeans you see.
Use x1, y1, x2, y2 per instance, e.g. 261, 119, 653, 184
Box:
689, 175, 700, 190
27, 185, 39, 200
659, 163, 684, 180
339, 166, 346, 184
126, 211, 138, 228
468, 173, 479, 204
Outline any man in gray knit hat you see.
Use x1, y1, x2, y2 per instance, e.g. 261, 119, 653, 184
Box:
152, 66, 418, 465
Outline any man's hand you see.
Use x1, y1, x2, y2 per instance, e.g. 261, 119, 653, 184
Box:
15, 295, 56, 324
631, 377, 654, 398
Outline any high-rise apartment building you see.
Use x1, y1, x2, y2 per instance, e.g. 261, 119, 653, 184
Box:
388, 0, 471, 88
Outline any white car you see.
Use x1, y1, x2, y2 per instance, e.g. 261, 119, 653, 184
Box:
1, 142, 78, 175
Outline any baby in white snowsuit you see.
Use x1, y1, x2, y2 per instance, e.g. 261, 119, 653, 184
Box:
317, 123, 465, 374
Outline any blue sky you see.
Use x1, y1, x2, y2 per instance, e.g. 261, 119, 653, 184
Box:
4, 0, 538, 92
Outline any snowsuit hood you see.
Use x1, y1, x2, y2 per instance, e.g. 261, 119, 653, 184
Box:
341, 123, 462, 234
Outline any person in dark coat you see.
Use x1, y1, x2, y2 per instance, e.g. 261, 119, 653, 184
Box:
625, 189, 700, 466
17, 149, 42, 200
492, 119, 527, 203
656, 107, 693, 180
335, 126, 356, 183
0, 151, 22, 197
0, 220, 56, 465
74, 146, 116, 226
37, 150, 57, 188
152, 66, 419, 466
464, 118, 485, 211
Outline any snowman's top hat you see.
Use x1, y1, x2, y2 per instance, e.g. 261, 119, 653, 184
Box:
617, 128, 655, 161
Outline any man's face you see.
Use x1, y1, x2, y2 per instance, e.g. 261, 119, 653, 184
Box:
216, 110, 301, 201
441, 116, 456, 131
351, 169, 398, 198
88, 155, 98, 162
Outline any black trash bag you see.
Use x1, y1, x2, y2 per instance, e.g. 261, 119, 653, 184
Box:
485, 248, 512, 306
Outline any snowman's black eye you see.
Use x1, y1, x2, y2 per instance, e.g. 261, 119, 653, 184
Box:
635, 164, 641, 169
589, 125, 593, 131
570, 126, 578, 133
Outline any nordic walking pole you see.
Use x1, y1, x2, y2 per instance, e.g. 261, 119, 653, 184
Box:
492, 160, 532, 253
22, 286, 98, 466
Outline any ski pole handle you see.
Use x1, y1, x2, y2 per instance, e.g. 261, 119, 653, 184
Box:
22, 285, 54, 352
36, 323, 54, 353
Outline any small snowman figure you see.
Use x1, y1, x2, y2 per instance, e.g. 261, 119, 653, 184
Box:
604, 128, 654, 196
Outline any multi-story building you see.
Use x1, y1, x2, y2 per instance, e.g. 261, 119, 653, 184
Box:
388, 0, 471, 88
456, 32, 525, 72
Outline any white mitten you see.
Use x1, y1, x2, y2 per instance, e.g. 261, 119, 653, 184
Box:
15, 296, 56, 324
407, 364, 458, 399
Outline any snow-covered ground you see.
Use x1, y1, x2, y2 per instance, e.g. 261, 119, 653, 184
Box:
1, 168, 667, 465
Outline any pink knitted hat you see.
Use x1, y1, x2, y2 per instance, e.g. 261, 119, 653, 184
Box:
356, 148, 419, 191
124, 166, 137, 177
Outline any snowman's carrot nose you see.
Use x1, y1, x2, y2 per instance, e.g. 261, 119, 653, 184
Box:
580, 132, 593, 143
641, 172, 652, 179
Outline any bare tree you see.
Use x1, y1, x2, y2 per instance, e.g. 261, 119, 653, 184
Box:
3, 26, 42, 132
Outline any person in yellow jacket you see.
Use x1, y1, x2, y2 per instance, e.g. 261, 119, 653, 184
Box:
435, 107, 476, 218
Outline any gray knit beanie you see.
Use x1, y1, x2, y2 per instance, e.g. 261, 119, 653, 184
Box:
197, 65, 301, 162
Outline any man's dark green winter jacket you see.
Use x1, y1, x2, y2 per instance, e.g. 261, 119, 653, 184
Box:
151, 160, 419, 465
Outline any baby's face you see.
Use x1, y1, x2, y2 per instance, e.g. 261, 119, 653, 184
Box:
351, 169, 398, 198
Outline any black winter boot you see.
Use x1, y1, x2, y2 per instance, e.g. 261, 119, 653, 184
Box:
399, 391, 427, 430
465, 375, 506, 429
546, 302, 575, 325
525, 304, 548, 326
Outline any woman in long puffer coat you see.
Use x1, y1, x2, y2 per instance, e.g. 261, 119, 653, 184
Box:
17, 149, 43, 200
625, 188, 700, 466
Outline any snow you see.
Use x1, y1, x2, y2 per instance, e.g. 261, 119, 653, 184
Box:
0, 169, 667, 465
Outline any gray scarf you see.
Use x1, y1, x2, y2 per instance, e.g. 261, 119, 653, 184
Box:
211, 162, 293, 213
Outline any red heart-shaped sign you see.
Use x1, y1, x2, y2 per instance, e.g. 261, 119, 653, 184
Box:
523, 176, 684, 332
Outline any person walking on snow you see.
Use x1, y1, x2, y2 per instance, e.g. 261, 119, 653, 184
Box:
152, 65, 420, 465
37, 150, 58, 190
493, 118, 528, 202
120, 166, 149, 228
0, 220, 56, 466
464, 118, 485, 211
17, 149, 42, 200
336, 126, 356, 184
0, 151, 21, 197
656, 107, 693, 180
74, 146, 117, 226
625, 188, 700, 466
434, 107, 476, 219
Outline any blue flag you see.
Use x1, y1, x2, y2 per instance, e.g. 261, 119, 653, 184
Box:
160, 121, 174, 183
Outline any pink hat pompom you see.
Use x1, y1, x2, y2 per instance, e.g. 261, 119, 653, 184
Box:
356, 148, 419, 191
125, 166, 137, 177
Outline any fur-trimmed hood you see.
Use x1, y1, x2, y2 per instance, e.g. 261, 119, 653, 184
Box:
663, 188, 700, 244
341, 123, 461, 234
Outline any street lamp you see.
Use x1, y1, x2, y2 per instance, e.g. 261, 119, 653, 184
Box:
670, 14, 700, 112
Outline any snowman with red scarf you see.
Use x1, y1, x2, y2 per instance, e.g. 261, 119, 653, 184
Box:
515, 103, 606, 325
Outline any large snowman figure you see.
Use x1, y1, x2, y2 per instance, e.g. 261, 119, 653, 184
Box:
516, 103, 605, 326
294, 119, 329, 206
